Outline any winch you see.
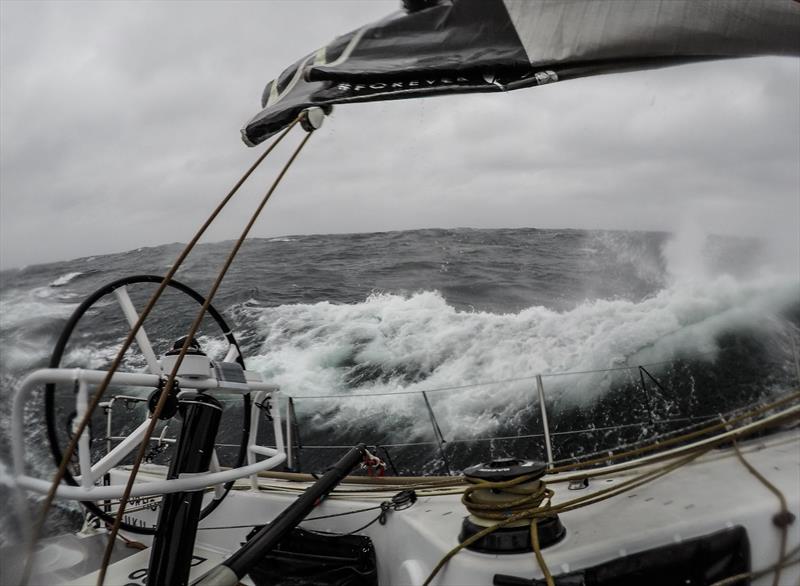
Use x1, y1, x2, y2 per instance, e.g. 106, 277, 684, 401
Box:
161, 336, 213, 378
458, 458, 565, 553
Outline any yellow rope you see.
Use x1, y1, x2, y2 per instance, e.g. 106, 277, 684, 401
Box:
422, 474, 553, 584
421, 402, 800, 585
461, 474, 553, 519
530, 517, 555, 586
460, 474, 556, 586
731, 439, 793, 586
422, 445, 713, 585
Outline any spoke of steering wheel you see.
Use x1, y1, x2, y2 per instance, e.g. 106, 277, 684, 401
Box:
97, 129, 314, 586
223, 343, 240, 363
209, 449, 226, 500
114, 287, 161, 375
21, 118, 300, 586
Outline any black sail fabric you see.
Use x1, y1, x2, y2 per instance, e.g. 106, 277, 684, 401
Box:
241, 0, 800, 146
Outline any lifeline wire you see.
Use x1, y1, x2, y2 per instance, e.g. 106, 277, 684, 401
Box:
20, 118, 299, 586
96, 128, 314, 586
550, 389, 800, 473
244, 389, 800, 493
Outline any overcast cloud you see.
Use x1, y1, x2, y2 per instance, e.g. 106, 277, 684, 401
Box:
1, 0, 798, 271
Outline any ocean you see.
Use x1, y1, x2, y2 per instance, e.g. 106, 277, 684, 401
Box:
1, 227, 798, 542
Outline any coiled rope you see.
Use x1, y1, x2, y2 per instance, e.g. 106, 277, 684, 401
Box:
462, 474, 556, 586
423, 470, 559, 586
422, 400, 800, 586
423, 448, 709, 586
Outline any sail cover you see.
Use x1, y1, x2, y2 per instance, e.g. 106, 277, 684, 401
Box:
242, 0, 800, 146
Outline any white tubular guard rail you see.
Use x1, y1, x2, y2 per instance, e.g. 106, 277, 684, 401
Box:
12, 368, 287, 501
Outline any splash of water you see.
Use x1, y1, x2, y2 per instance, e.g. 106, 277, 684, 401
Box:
241, 276, 797, 438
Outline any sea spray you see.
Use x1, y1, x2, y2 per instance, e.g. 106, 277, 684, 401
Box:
243, 275, 797, 438
0, 228, 796, 539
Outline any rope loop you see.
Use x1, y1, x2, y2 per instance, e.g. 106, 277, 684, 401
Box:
423, 474, 555, 586
462, 473, 553, 522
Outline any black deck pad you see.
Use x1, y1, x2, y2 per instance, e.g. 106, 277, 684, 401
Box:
246, 526, 378, 586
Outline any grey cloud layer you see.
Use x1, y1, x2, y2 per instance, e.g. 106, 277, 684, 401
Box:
1, 1, 798, 269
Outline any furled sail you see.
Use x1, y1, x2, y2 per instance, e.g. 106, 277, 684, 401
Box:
242, 0, 800, 146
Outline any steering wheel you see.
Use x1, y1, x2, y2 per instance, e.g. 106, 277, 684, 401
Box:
44, 274, 252, 535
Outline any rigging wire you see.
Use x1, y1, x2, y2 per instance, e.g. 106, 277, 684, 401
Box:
20, 118, 300, 586
96, 127, 314, 586
197, 489, 417, 532
196, 506, 384, 531
299, 490, 416, 537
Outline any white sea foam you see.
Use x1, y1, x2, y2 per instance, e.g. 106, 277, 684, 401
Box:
196, 335, 230, 361
61, 341, 149, 372
242, 265, 798, 439
49, 271, 83, 287
240, 225, 799, 438
0, 289, 77, 327
589, 231, 665, 285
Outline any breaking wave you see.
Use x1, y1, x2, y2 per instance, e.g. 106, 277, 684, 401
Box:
0, 285, 79, 371
49, 271, 84, 287
0, 227, 797, 478
238, 278, 797, 440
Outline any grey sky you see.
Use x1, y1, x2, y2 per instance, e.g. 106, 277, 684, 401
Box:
1, 0, 798, 270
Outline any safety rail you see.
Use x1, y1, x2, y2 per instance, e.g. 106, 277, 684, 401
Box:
278, 363, 665, 472
94, 354, 799, 476
274, 356, 798, 474
11, 368, 286, 502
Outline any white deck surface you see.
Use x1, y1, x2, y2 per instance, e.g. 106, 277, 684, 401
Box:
118, 428, 800, 585
15, 428, 798, 585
